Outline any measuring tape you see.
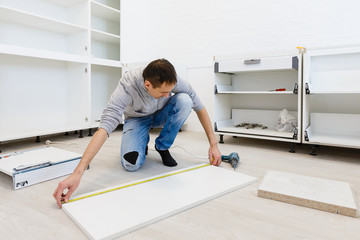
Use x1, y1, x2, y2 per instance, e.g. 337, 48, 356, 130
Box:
63, 163, 210, 204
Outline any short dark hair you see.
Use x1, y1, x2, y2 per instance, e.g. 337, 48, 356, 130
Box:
142, 59, 177, 88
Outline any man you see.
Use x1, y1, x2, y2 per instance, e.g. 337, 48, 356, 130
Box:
53, 59, 221, 208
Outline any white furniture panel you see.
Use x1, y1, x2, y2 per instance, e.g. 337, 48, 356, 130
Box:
258, 171, 358, 217
63, 164, 257, 239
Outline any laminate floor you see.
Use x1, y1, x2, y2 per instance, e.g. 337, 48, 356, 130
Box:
1, 129, 359, 240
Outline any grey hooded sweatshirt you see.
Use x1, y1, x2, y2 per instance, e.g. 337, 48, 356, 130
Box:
99, 68, 204, 136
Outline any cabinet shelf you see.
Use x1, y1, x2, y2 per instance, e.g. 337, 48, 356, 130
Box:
0, 6, 87, 34
305, 130, 360, 149
0, 44, 88, 63
91, 0, 120, 21
46, 0, 87, 7
91, 57, 121, 67
92, 0, 120, 10
215, 109, 298, 140
215, 85, 295, 94
307, 90, 360, 94
304, 113, 360, 148
91, 29, 120, 44
216, 91, 294, 94
216, 119, 296, 139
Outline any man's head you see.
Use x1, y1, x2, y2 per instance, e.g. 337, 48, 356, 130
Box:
143, 59, 177, 99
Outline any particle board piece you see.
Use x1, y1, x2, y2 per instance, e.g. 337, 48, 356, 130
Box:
62, 164, 257, 240
258, 171, 358, 217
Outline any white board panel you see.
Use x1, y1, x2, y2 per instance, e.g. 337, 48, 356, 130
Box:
63, 164, 257, 240
258, 171, 358, 217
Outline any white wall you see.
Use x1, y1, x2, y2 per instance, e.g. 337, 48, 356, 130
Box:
121, 0, 360, 131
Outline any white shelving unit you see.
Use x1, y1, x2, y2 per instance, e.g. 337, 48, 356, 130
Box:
213, 50, 302, 151
302, 46, 360, 152
0, 0, 121, 146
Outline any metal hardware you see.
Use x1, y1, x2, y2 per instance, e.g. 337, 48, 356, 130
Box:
13, 161, 52, 172
214, 85, 218, 94
293, 129, 298, 140
244, 59, 261, 65
16, 181, 28, 188
305, 83, 310, 94
304, 131, 309, 141
293, 83, 298, 94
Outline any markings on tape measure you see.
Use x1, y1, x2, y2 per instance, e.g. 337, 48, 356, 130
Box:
63, 164, 210, 204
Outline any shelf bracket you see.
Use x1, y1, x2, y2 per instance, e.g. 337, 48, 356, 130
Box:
214, 84, 218, 94
305, 83, 310, 94
292, 128, 298, 140
293, 83, 298, 94
304, 131, 309, 141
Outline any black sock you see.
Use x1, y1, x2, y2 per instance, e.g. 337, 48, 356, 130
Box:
155, 145, 177, 167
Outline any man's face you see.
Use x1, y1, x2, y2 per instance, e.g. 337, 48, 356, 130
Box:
144, 80, 175, 99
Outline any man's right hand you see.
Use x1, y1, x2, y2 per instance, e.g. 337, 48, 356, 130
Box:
53, 172, 82, 208
53, 128, 109, 208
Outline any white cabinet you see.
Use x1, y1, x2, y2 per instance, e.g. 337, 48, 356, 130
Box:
0, 0, 121, 144
302, 46, 360, 152
213, 50, 302, 150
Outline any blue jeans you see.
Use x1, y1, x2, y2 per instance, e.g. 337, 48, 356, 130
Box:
121, 93, 192, 171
